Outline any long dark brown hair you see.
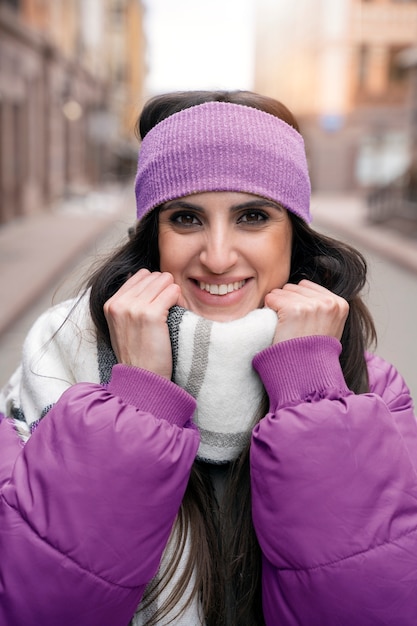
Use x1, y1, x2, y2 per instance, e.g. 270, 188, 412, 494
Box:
87, 90, 376, 625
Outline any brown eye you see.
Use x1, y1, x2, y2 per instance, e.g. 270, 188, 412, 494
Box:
238, 210, 268, 224
171, 212, 201, 226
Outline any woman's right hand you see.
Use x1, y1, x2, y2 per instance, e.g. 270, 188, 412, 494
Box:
103, 269, 183, 380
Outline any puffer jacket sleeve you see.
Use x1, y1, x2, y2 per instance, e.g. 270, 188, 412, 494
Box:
0, 364, 199, 626
251, 335, 417, 626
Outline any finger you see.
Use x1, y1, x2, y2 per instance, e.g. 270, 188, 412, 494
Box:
109, 271, 175, 305
264, 290, 309, 318
265, 284, 348, 322
282, 280, 332, 297
282, 281, 348, 312
132, 272, 176, 304
115, 267, 151, 294
143, 283, 182, 320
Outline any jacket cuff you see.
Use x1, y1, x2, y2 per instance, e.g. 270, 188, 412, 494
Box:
107, 364, 196, 427
253, 335, 350, 409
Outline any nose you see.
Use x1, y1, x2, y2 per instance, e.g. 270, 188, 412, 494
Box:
199, 228, 238, 274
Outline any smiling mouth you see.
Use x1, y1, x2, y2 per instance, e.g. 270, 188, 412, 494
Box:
198, 280, 246, 295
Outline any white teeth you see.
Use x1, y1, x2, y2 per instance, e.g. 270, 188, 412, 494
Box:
198, 280, 245, 295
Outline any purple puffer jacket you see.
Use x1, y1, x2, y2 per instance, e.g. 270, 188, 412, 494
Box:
1, 336, 417, 625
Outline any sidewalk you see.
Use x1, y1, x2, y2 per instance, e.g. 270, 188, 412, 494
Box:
0, 190, 416, 339
0, 184, 135, 337
311, 193, 417, 275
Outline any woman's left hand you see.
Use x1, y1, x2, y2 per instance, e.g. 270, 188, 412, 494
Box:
264, 279, 349, 344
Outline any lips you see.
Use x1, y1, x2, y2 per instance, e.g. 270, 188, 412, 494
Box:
198, 280, 246, 295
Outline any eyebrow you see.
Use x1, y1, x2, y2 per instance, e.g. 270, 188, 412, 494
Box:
159, 200, 203, 213
160, 198, 284, 213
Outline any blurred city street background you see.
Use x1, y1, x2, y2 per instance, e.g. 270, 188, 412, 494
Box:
1, 0, 416, 400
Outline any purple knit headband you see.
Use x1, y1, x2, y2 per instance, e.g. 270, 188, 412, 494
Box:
135, 101, 312, 223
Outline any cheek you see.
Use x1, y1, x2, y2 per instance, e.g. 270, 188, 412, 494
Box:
158, 231, 178, 272
159, 249, 176, 274
158, 233, 191, 275
263, 236, 292, 285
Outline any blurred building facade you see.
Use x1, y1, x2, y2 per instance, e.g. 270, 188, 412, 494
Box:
0, 0, 146, 224
255, 0, 417, 194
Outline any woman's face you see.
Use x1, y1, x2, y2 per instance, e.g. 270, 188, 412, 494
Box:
158, 191, 293, 322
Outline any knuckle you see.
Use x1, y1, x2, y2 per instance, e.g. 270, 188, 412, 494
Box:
137, 268, 151, 277
336, 296, 349, 315
160, 271, 174, 284
104, 298, 131, 319
103, 299, 116, 316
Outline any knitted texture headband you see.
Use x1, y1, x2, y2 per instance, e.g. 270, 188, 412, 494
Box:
135, 100, 312, 223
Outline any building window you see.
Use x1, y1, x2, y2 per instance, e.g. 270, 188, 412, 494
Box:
358, 45, 370, 90
388, 46, 407, 85
111, 0, 124, 24
355, 132, 410, 187
0, 0, 20, 9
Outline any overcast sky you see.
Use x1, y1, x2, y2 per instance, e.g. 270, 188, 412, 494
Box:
142, 0, 256, 95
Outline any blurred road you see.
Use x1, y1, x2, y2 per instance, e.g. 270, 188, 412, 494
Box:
0, 190, 416, 402
0, 184, 134, 385
312, 194, 417, 401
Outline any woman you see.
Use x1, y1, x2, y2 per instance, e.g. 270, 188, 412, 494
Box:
1, 90, 417, 626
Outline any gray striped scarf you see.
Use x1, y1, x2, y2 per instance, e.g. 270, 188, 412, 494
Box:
167, 306, 278, 463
